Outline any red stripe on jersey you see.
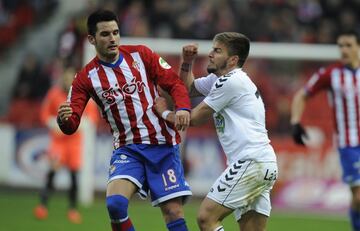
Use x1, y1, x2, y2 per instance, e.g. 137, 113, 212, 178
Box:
113, 65, 141, 144
353, 75, 360, 145
97, 66, 127, 146
340, 71, 350, 146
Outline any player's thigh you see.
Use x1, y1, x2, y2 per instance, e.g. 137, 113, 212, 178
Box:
108, 148, 148, 198
145, 145, 191, 206
198, 197, 233, 222
238, 210, 268, 231
107, 178, 138, 199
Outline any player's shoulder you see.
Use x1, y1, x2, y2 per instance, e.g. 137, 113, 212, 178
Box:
319, 62, 343, 75
79, 58, 100, 79
120, 44, 152, 54
217, 69, 249, 88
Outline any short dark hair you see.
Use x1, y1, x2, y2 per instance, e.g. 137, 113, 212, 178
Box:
87, 10, 119, 36
214, 32, 250, 67
337, 30, 360, 44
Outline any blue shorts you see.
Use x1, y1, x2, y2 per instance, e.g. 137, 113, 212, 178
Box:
108, 144, 192, 206
339, 146, 360, 186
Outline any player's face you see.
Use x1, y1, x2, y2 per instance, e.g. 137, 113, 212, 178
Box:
207, 41, 236, 76
337, 35, 360, 66
62, 67, 75, 92
88, 20, 120, 63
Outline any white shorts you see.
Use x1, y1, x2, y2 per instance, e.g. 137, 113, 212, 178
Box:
206, 160, 278, 221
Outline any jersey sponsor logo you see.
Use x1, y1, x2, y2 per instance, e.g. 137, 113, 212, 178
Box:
215, 113, 225, 133
159, 57, 171, 69
101, 78, 146, 105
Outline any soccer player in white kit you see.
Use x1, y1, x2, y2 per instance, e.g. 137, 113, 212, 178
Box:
155, 32, 278, 231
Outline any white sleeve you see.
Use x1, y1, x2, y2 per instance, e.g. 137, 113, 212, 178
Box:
194, 74, 218, 96
203, 77, 236, 112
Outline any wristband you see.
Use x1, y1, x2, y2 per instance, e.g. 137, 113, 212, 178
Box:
181, 63, 191, 72
161, 110, 171, 120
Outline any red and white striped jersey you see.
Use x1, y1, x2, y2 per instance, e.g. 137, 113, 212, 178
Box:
305, 62, 360, 148
59, 45, 191, 149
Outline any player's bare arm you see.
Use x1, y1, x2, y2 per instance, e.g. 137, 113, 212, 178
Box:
181, 43, 203, 97
190, 101, 214, 126
57, 102, 73, 123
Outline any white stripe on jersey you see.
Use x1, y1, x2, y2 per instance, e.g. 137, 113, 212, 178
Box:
88, 68, 121, 144
344, 69, 358, 146
118, 57, 148, 142
331, 69, 346, 147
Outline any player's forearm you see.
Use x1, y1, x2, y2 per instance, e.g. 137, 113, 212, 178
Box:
189, 101, 213, 126
57, 115, 80, 135
180, 62, 194, 91
290, 88, 307, 125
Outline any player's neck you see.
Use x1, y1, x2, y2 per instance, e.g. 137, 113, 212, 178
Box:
98, 53, 119, 64
217, 66, 238, 77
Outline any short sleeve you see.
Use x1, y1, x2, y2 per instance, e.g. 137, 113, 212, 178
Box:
203, 76, 235, 112
194, 74, 218, 96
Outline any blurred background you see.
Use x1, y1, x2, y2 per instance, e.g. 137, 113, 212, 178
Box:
0, 0, 358, 230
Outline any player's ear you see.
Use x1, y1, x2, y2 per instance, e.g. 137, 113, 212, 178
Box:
229, 55, 239, 66
88, 35, 95, 45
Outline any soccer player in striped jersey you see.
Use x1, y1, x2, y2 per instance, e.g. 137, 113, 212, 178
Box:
291, 30, 360, 231
156, 32, 278, 231
57, 10, 192, 231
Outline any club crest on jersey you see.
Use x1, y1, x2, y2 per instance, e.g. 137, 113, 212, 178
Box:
159, 57, 171, 69
132, 61, 141, 72
101, 77, 146, 105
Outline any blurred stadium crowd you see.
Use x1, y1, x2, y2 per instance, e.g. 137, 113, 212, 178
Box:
1, 0, 358, 133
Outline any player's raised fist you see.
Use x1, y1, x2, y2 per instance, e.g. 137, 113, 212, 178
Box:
182, 43, 198, 63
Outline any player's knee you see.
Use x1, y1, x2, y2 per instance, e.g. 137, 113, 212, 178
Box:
106, 195, 129, 220
160, 198, 184, 222
197, 210, 211, 230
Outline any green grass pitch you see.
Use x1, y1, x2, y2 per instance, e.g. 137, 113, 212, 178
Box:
0, 190, 350, 231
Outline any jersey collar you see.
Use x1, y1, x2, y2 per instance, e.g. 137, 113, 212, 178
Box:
98, 54, 124, 68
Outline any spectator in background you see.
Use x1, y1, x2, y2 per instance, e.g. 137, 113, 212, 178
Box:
11, 52, 49, 100
290, 30, 360, 231
7, 52, 50, 128
33, 65, 99, 224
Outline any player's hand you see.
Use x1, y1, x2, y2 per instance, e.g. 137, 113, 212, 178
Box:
175, 110, 190, 131
291, 123, 308, 145
57, 102, 73, 123
182, 43, 198, 63
154, 97, 168, 115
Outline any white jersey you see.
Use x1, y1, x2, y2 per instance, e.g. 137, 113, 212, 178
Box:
194, 68, 276, 164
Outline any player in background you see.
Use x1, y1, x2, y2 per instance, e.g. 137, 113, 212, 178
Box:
33, 65, 99, 224
57, 10, 192, 231
155, 32, 278, 231
290, 30, 360, 231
